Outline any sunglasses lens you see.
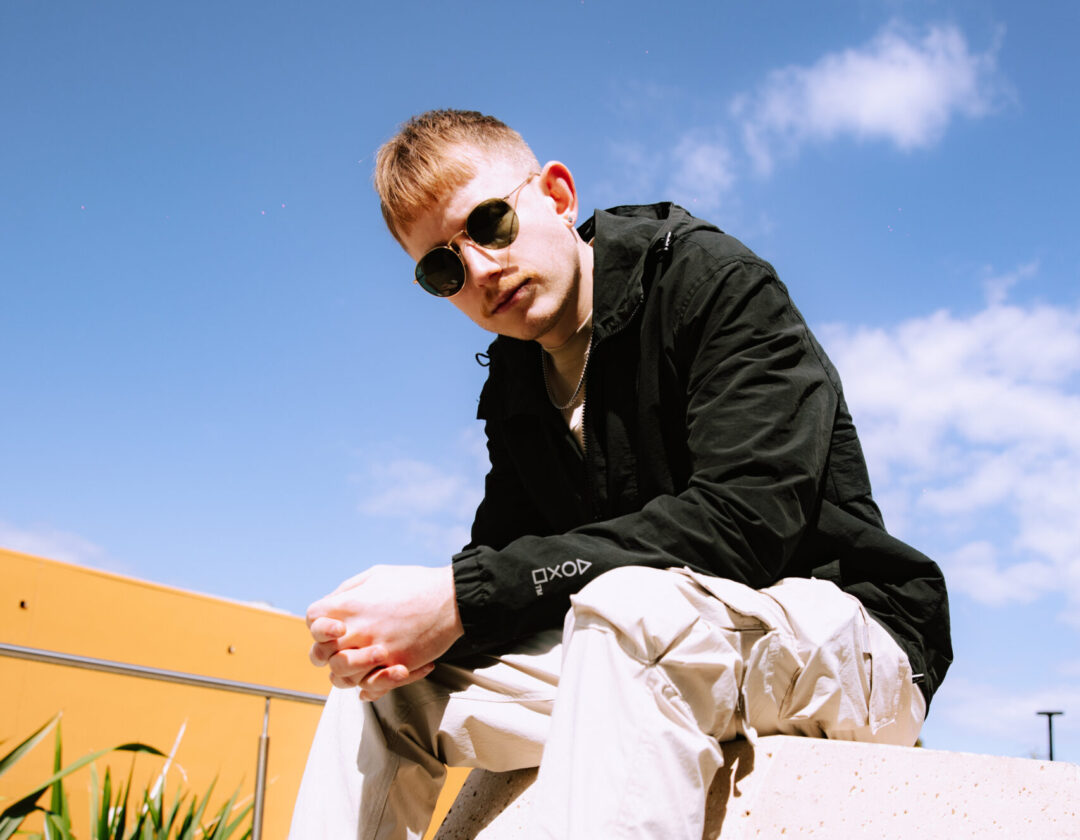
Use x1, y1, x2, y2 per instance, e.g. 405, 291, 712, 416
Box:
467, 199, 518, 248
415, 247, 464, 297
414, 188, 525, 297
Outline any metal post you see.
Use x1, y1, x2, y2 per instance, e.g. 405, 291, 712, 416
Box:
252, 697, 271, 840
1036, 710, 1063, 761
0, 642, 325, 838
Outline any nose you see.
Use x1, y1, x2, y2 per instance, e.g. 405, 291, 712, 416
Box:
458, 240, 502, 288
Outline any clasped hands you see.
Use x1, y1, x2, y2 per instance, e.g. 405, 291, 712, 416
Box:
306, 564, 463, 701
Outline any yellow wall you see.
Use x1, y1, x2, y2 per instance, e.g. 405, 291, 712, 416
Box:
0, 548, 468, 839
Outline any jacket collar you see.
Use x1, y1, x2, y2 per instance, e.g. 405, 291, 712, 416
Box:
479, 203, 700, 419
581, 202, 691, 342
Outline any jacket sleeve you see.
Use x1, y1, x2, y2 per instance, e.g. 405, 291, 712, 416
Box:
465, 422, 547, 553
448, 253, 838, 659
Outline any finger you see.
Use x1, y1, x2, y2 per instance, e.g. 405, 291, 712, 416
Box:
308, 616, 346, 643
327, 646, 388, 680
393, 662, 437, 689
329, 672, 359, 690
354, 665, 407, 701
357, 663, 435, 702
305, 599, 330, 629
361, 663, 409, 687
309, 639, 343, 667
332, 569, 371, 594
358, 662, 432, 693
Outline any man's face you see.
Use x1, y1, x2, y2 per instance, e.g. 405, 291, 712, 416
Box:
400, 154, 591, 348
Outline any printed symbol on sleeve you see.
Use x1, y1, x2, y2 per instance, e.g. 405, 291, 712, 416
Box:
532, 558, 593, 595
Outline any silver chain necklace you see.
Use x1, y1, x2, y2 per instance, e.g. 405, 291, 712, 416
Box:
541, 330, 593, 411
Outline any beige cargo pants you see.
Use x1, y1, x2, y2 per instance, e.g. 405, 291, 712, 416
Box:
289, 567, 925, 840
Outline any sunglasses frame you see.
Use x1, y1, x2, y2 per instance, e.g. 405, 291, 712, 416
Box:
414, 172, 539, 298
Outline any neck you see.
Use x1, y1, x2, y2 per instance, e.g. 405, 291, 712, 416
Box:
545, 307, 594, 354
538, 233, 595, 351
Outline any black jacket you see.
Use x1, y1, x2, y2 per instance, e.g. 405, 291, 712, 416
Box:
449, 203, 952, 705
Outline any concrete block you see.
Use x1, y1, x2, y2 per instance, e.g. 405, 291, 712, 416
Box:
433, 736, 1080, 839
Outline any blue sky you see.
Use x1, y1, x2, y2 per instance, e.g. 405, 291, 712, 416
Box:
2, 1, 1077, 763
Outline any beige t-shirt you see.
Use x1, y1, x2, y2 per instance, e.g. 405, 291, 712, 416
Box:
542, 313, 593, 451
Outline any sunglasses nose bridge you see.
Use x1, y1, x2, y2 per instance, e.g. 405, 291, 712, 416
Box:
457, 237, 504, 285
444, 227, 469, 251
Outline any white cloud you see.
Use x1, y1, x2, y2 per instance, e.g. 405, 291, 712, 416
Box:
819, 276, 1080, 618
359, 458, 479, 521
984, 261, 1037, 307
666, 132, 737, 212
0, 520, 106, 567
599, 22, 1005, 214
945, 540, 1056, 607
355, 429, 488, 556
734, 22, 1004, 174
933, 676, 1080, 759
1059, 660, 1080, 679
600, 132, 738, 214
597, 141, 661, 206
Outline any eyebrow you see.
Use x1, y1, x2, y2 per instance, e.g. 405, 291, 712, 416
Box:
424, 172, 538, 254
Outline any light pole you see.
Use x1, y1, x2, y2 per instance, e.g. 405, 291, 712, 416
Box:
1036, 710, 1063, 761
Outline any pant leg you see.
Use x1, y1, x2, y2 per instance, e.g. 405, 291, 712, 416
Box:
528, 566, 757, 840
288, 630, 562, 840
289, 684, 374, 840
291, 569, 924, 840
527, 567, 925, 840
681, 571, 925, 746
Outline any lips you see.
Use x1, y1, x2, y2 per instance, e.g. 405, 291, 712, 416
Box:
490, 279, 529, 316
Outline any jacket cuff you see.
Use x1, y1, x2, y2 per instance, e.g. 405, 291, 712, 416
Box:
446, 547, 500, 658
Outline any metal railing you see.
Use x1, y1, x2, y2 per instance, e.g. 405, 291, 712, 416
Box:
0, 641, 327, 840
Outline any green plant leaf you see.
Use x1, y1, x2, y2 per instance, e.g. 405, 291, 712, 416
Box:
112, 758, 135, 840
177, 779, 215, 840
3, 747, 116, 826
1, 719, 250, 840
46, 725, 72, 837
88, 764, 100, 838
142, 786, 161, 829
48, 721, 62, 816
161, 788, 184, 835
112, 745, 165, 756
202, 792, 232, 839
0, 715, 60, 780
0, 737, 162, 840
206, 788, 252, 840
42, 810, 75, 840
0, 785, 53, 828
0, 806, 45, 840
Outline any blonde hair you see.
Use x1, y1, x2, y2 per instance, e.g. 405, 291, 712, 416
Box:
374, 110, 539, 244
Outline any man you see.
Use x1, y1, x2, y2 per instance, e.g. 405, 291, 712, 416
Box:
290, 110, 952, 840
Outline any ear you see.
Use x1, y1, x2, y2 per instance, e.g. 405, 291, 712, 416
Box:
537, 161, 578, 225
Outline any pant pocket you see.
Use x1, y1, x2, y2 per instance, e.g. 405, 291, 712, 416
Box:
779, 618, 873, 734
671, 570, 907, 739
740, 629, 806, 736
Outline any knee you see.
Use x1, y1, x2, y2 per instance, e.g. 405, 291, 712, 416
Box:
574, 565, 673, 606
567, 567, 707, 663
368, 678, 446, 741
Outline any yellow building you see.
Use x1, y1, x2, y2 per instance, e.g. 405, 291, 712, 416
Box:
0, 548, 466, 839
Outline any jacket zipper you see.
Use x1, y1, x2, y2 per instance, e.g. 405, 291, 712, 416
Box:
582, 299, 639, 521
582, 231, 674, 522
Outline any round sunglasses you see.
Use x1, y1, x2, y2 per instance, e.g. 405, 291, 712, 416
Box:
414, 173, 538, 297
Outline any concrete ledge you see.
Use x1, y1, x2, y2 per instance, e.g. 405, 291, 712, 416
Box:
434, 736, 1080, 839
